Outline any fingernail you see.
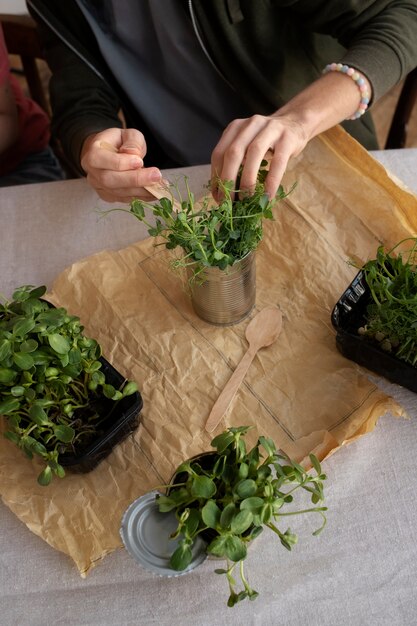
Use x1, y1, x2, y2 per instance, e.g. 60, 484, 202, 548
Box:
130, 157, 143, 168
150, 169, 162, 182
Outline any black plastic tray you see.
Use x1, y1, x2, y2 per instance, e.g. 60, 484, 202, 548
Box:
331, 270, 417, 393
59, 357, 143, 473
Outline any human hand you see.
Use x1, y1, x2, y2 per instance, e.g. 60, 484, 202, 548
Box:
80, 127, 163, 202
211, 114, 308, 200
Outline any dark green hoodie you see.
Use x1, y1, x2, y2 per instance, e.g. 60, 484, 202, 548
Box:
27, 0, 417, 172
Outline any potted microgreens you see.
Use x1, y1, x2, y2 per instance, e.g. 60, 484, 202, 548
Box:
332, 237, 417, 392
0, 285, 141, 485
157, 425, 327, 607
111, 162, 293, 325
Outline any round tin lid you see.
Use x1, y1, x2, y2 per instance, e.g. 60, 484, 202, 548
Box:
120, 491, 207, 577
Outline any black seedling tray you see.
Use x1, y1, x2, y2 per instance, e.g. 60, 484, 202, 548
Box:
59, 357, 143, 473
331, 270, 417, 393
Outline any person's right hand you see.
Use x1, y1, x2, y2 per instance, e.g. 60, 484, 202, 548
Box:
80, 127, 163, 202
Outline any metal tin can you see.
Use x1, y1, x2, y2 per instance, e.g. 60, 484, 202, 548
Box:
120, 491, 207, 577
189, 251, 256, 325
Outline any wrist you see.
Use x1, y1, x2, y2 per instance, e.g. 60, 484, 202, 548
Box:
80, 132, 99, 162
271, 68, 372, 143
323, 64, 371, 119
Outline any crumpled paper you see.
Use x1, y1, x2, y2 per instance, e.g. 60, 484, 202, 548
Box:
1, 126, 417, 576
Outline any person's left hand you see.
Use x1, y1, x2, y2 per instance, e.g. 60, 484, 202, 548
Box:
210, 113, 308, 199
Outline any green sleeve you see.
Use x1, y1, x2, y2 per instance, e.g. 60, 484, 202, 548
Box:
274, 0, 417, 100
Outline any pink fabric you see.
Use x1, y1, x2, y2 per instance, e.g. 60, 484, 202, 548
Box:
0, 25, 10, 85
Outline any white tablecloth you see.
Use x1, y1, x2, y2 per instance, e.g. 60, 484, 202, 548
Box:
1, 151, 417, 626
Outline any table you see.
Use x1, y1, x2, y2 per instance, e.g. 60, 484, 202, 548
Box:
1, 151, 417, 626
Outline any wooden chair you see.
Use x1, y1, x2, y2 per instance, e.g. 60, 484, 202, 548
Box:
1, 13, 51, 116
1, 12, 79, 178
385, 67, 417, 149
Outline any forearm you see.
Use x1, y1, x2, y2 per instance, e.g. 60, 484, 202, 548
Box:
272, 69, 372, 144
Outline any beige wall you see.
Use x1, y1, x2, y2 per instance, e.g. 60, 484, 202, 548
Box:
0, 1, 28, 14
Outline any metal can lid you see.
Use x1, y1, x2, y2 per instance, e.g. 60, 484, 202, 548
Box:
120, 491, 207, 577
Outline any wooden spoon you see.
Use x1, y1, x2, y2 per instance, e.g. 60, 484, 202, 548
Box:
205, 306, 283, 433
99, 141, 182, 211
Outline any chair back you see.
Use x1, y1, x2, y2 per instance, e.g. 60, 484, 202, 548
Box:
385, 67, 417, 149
1, 13, 51, 116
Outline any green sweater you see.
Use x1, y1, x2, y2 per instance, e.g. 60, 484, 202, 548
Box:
27, 0, 417, 171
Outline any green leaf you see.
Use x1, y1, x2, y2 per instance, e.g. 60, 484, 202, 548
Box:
0, 367, 17, 383
68, 347, 82, 364
91, 370, 105, 385
191, 475, 216, 499
170, 542, 193, 571
183, 508, 200, 536
31, 441, 48, 456
12, 285, 33, 302
0, 339, 12, 361
260, 503, 273, 524
84, 360, 102, 374
54, 424, 75, 443
48, 333, 70, 354
54, 464, 66, 479
13, 352, 35, 370
45, 367, 59, 378
130, 199, 146, 219
238, 462, 249, 479
280, 529, 298, 551
31, 350, 52, 365
4, 430, 20, 445
224, 535, 247, 562
24, 387, 36, 402
37, 466, 53, 486
220, 502, 237, 529
201, 500, 221, 529
309, 454, 322, 475
20, 339, 38, 353
122, 381, 138, 396
13, 318, 36, 337
103, 384, 117, 399
29, 286, 47, 299
230, 510, 253, 535
156, 495, 177, 513
247, 526, 263, 541
259, 435, 276, 457
240, 497, 264, 513
210, 431, 234, 453
235, 479, 257, 499
29, 404, 50, 426
207, 535, 228, 558
227, 593, 238, 608
0, 397, 20, 414
10, 385, 25, 397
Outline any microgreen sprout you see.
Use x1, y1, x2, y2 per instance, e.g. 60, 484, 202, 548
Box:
157, 425, 327, 607
106, 162, 294, 281
357, 237, 417, 365
0, 285, 138, 485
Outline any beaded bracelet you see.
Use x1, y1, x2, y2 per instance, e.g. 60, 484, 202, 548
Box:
323, 63, 371, 120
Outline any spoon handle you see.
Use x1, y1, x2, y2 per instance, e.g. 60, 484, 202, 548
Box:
205, 347, 256, 433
